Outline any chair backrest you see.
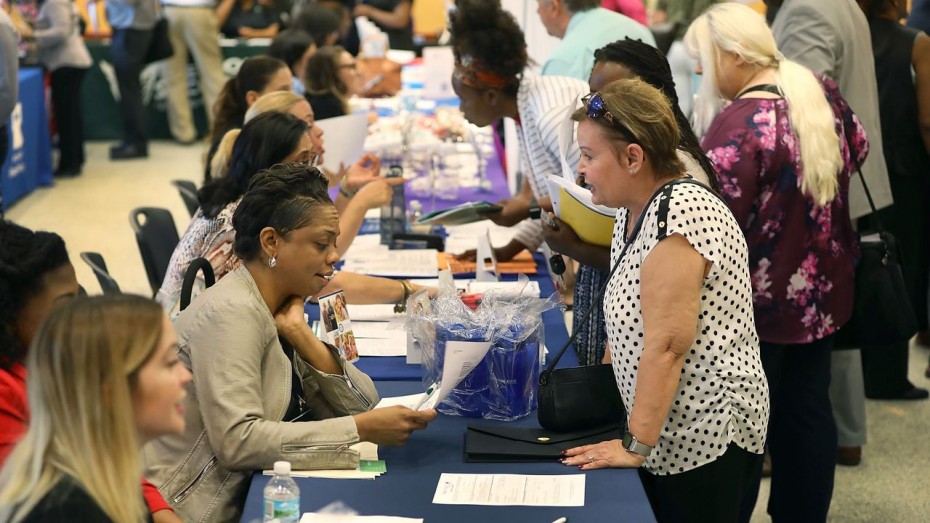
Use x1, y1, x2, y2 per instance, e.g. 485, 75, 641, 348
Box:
172, 180, 199, 217
179, 257, 216, 311
79, 251, 122, 295
130, 207, 181, 295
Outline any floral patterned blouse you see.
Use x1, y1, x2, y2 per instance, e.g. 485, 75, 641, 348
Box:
702, 76, 866, 345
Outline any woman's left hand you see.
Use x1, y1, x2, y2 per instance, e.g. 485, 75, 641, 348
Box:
562, 439, 646, 470
274, 295, 312, 343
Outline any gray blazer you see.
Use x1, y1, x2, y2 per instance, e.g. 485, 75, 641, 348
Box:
772, 0, 893, 219
142, 266, 379, 523
33, 0, 92, 71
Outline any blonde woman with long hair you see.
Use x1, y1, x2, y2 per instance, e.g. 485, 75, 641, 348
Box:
0, 295, 191, 522
685, 3, 865, 519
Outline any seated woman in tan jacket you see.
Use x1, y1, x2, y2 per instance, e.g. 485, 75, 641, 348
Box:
143, 164, 436, 523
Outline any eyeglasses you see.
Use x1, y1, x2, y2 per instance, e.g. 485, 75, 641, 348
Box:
582, 92, 639, 144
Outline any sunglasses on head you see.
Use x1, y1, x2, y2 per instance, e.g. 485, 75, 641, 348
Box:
582, 92, 639, 144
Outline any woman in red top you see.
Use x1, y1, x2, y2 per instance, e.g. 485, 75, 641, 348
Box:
0, 220, 178, 522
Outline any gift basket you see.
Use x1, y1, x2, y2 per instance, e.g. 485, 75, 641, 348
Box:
406, 276, 562, 421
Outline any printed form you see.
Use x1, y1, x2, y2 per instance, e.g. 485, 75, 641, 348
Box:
432, 474, 585, 507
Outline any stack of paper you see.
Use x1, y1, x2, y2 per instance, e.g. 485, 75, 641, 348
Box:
352, 322, 408, 357
341, 250, 439, 278
263, 443, 385, 480
547, 175, 617, 247
437, 251, 537, 275
415, 201, 503, 226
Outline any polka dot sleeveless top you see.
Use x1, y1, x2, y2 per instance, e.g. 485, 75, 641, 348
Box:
605, 181, 769, 476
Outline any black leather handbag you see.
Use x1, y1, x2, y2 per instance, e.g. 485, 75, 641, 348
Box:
835, 170, 917, 348
538, 178, 697, 433
464, 424, 621, 462
144, 18, 174, 64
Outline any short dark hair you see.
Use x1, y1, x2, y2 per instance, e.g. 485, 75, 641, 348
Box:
0, 220, 70, 368
594, 38, 719, 190
267, 29, 316, 74
232, 163, 334, 262
293, 3, 343, 47
198, 112, 309, 219
563, 0, 599, 13
450, 0, 528, 97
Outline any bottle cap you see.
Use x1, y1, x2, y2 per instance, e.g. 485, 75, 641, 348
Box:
273, 461, 291, 475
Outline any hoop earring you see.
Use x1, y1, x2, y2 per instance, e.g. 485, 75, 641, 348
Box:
268, 256, 277, 269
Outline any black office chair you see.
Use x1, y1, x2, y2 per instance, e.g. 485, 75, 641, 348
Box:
179, 257, 216, 311
79, 252, 122, 295
130, 207, 181, 296
171, 179, 199, 217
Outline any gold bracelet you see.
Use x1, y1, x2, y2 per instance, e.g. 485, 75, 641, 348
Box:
394, 279, 412, 313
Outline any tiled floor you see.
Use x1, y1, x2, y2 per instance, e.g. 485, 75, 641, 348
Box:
6, 141, 930, 521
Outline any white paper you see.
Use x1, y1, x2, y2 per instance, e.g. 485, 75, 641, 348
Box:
356, 338, 407, 357
422, 46, 455, 99
301, 514, 422, 523
474, 231, 498, 282
546, 174, 617, 219
315, 113, 370, 174
351, 322, 407, 340
375, 393, 428, 410
346, 304, 404, 322
466, 280, 541, 297
341, 250, 438, 278
417, 340, 492, 411
432, 474, 585, 507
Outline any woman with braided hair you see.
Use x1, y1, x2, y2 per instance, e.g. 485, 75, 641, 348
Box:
449, 0, 588, 295
542, 37, 715, 364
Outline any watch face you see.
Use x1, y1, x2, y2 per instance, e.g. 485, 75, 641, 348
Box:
622, 432, 634, 449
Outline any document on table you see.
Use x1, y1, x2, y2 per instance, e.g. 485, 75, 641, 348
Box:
356, 337, 407, 357
301, 514, 422, 523
346, 304, 404, 322
351, 322, 407, 340
432, 473, 585, 507
341, 250, 439, 278
417, 340, 492, 411
314, 113, 369, 174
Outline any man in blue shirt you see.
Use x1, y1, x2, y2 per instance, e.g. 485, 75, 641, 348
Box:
536, 0, 655, 80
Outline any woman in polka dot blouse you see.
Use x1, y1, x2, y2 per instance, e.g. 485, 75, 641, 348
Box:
687, 4, 864, 520
561, 78, 769, 522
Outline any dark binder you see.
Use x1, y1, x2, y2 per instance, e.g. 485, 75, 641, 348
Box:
464, 424, 622, 463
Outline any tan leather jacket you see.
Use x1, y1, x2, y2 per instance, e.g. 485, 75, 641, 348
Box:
142, 267, 379, 522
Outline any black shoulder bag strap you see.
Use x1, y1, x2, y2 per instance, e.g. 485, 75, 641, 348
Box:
540, 177, 704, 383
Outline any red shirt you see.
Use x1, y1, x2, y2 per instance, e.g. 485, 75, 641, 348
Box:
0, 363, 28, 466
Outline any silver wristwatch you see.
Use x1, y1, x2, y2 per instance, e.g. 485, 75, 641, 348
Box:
622, 432, 654, 458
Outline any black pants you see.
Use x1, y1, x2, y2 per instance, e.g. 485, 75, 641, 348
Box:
859, 173, 929, 396
110, 28, 153, 148
638, 443, 762, 523
744, 335, 836, 522
50, 67, 88, 172
0, 124, 7, 217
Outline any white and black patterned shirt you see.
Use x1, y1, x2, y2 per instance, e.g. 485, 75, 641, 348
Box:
511, 75, 588, 251
605, 181, 769, 475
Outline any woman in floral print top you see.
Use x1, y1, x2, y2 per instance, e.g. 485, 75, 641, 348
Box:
702, 73, 864, 344
686, 4, 865, 520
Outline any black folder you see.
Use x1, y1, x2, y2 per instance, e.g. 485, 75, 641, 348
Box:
464, 424, 622, 463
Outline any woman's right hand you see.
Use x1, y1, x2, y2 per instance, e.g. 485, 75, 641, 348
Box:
354, 406, 437, 446
541, 213, 582, 255
353, 177, 405, 210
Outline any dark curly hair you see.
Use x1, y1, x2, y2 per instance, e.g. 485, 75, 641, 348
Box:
232, 163, 333, 262
0, 220, 70, 369
594, 38, 719, 191
198, 111, 309, 219
449, 0, 528, 97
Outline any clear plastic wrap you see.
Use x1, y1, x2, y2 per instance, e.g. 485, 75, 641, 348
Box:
406, 275, 562, 421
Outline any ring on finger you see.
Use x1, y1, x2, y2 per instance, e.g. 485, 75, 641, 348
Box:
587, 454, 594, 462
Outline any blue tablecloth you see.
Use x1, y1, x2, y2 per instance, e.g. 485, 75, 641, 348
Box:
1, 68, 53, 211
240, 381, 655, 523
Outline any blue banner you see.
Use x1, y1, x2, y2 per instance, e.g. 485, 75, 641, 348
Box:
1, 67, 53, 211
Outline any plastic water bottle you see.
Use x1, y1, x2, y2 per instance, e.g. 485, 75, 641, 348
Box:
380, 165, 407, 246
263, 461, 300, 522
